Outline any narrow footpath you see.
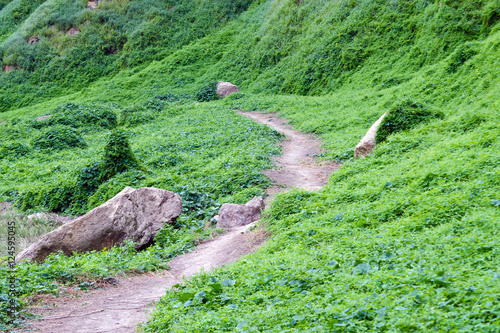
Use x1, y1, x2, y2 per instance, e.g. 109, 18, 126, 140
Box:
24, 112, 340, 333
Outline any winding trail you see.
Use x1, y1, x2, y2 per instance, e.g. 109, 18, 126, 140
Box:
24, 112, 340, 333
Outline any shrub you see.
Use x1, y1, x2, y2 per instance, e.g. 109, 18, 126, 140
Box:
447, 42, 478, 73
0, 142, 29, 159
31, 125, 86, 150
76, 130, 140, 201
375, 100, 444, 144
195, 82, 219, 102
33, 104, 117, 130
100, 130, 140, 180
119, 105, 156, 128
16, 181, 75, 213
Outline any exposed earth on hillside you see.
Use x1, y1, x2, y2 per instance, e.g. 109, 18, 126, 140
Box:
22, 112, 339, 333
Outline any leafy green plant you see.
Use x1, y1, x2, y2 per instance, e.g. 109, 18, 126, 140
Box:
0, 142, 29, 159
195, 82, 220, 102
119, 105, 157, 128
31, 125, 86, 151
447, 42, 478, 73
375, 100, 444, 144
1, 0, 500, 331
100, 130, 140, 180
32, 104, 117, 130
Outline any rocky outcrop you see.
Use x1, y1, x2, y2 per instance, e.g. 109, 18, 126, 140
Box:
354, 112, 387, 158
216, 81, 239, 98
35, 115, 52, 121
0, 202, 12, 215
216, 197, 265, 228
16, 187, 182, 263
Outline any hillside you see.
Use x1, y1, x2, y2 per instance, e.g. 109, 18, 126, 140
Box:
1, 0, 499, 331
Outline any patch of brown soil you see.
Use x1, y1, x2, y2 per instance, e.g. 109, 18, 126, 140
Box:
86, 0, 98, 10
66, 28, 81, 36
4, 65, 15, 73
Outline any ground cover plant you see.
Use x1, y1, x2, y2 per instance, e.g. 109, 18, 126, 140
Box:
0, 97, 282, 329
0, 0, 499, 331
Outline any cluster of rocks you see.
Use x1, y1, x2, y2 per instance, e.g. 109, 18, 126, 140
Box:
16, 187, 264, 263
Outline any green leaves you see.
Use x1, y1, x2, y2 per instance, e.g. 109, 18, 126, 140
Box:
32, 104, 117, 131
31, 125, 87, 151
195, 82, 220, 102
222, 279, 236, 286
101, 130, 140, 180
375, 100, 445, 144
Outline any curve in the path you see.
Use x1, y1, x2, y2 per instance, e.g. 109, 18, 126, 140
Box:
25, 112, 339, 333
238, 112, 340, 206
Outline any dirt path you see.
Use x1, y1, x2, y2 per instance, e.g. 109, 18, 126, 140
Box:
24, 112, 339, 333
239, 112, 340, 206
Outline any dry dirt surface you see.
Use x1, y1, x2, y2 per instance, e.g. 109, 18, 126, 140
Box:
22, 112, 339, 333
239, 111, 340, 206
24, 224, 261, 333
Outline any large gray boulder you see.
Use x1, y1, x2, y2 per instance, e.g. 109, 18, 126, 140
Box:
216, 197, 265, 229
216, 81, 239, 98
354, 112, 387, 158
16, 187, 182, 263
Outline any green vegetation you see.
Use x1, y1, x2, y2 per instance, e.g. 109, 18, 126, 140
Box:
0, 0, 499, 331
0, 210, 60, 263
31, 124, 87, 151
375, 100, 444, 144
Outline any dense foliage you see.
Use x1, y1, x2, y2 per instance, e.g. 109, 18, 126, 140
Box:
0, 0, 254, 112
375, 100, 444, 144
0, 0, 499, 331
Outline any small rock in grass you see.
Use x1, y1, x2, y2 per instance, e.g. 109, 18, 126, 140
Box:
216, 197, 265, 229
216, 81, 239, 98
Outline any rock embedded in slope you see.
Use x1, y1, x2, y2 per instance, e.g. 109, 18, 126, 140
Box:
16, 187, 182, 263
35, 115, 52, 121
28, 36, 40, 44
86, 0, 99, 10
216, 197, 265, 228
66, 28, 81, 36
354, 112, 387, 158
216, 81, 239, 98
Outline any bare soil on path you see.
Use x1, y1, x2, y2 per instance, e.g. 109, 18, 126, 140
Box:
238, 111, 340, 206
22, 112, 339, 333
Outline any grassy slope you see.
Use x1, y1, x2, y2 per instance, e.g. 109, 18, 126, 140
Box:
0, 0, 254, 112
140, 1, 498, 332
0, 0, 499, 331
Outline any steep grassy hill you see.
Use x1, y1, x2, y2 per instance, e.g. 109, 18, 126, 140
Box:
1, 0, 499, 331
